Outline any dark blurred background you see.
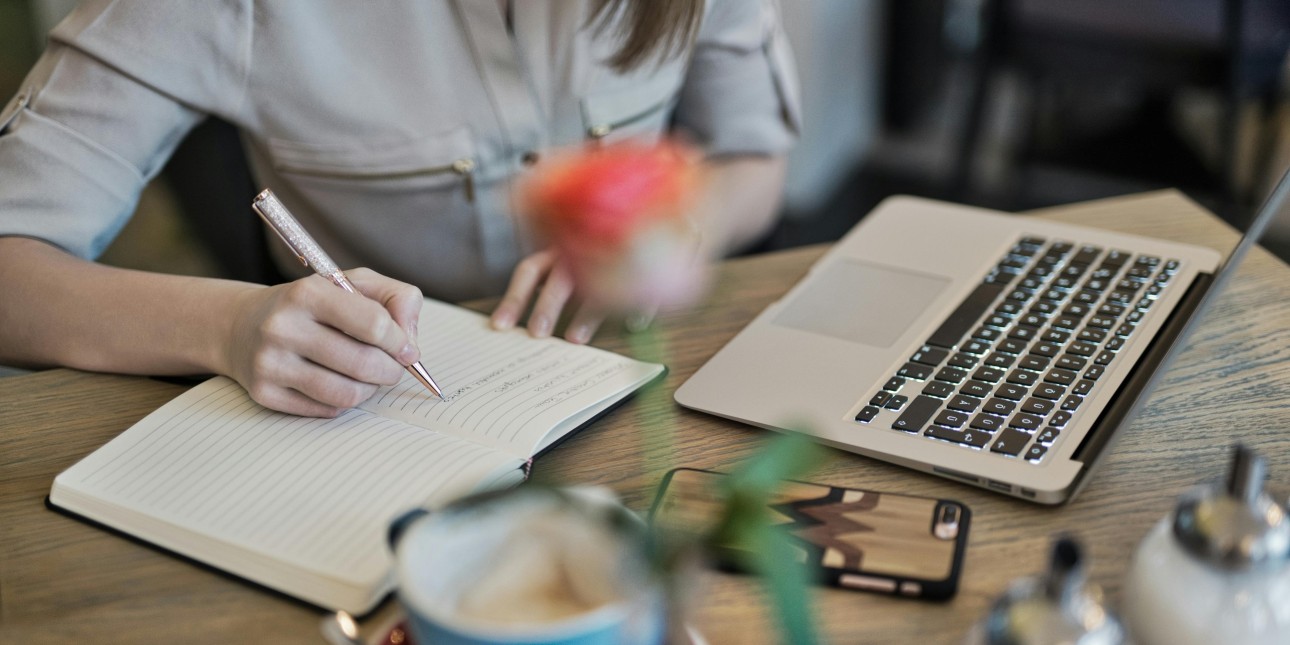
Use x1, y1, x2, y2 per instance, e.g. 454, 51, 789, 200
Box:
2, 0, 1288, 278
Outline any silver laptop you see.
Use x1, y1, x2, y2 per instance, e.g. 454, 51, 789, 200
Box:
676, 172, 1290, 504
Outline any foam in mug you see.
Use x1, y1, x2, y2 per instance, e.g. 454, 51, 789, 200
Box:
390, 486, 666, 645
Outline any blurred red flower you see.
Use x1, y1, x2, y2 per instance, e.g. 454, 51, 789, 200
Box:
519, 140, 708, 311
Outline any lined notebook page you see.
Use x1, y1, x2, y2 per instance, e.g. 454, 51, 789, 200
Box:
361, 299, 663, 459
53, 377, 521, 591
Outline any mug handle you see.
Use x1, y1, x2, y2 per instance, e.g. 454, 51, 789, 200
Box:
387, 508, 431, 551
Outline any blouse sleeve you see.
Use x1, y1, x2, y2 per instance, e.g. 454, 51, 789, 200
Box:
671, 0, 803, 157
0, 0, 251, 259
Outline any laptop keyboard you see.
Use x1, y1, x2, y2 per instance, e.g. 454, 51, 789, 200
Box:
854, 236, 1181, 463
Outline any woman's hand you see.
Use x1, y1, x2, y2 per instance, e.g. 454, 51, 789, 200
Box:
489, 248, 607, 344
223, 268, 424, 417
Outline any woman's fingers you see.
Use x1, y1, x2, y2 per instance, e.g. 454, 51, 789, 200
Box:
228, 271, 426, 417
526, 262, 576, 338
491, 249, 558, 331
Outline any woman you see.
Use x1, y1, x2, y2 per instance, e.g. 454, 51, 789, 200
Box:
0, 0, 800, 417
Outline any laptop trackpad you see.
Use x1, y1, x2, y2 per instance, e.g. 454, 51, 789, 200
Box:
771, 259, 950, 348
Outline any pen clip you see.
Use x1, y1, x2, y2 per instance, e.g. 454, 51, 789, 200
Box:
252, 190, 309, 267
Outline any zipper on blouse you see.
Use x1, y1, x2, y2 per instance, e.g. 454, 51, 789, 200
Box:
451, 158, 476, 203
587, 99, 671, 141
276, 156, 477, 203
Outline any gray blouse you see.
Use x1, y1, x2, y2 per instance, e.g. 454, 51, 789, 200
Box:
0, 0, 801, 301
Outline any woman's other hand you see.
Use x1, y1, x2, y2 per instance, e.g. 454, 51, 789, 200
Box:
488, 248, 607, 345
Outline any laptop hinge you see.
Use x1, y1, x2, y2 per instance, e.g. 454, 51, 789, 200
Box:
1072, 271, 1215, 463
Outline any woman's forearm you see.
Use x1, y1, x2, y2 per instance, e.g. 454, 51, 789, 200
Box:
699, 155, 788, 257
0, 236, 255, 375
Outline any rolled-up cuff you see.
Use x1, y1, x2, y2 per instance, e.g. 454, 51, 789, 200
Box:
0, 106, 144, 259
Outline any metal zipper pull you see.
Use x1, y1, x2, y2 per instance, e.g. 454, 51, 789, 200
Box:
452, 158, 476, 203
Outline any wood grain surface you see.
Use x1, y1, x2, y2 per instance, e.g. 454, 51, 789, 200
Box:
2, 191, 1287, 644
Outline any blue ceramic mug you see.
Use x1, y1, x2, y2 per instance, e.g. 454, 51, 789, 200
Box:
388, 486, 666, 645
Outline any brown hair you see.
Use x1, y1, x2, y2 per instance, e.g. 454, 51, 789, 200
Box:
589, 0, 705, 72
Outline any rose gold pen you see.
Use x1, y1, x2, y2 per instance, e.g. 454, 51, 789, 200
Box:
251, 189, 443, 399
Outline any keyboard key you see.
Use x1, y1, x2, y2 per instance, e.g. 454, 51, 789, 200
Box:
891, 396, 943, 432
1041, 329, 1071, 344
925, 283, 1007, 348
1007, 290, 1032, 303
982, 397, 1016, 416
1098, 303, 1126, 317
1067, 342, 1097, 357
947, 353, 979, 370
984, 314, 1011, 328
986, 352, 1016, 368
1021, 397, 1055, 416
1073, 291, 1100, 305
898, 363, 934, 380
973, 367, 1006, 383
934, 409, 970, 429
1019, 236, 1047, 248
1036, 427, 1061, 444
961, 340, 992, 355
855, 406, 881, 423
1078, 328, 1107, 343
883, 377, 905, 391
1072, 245, 1102, 265
1030, 342, 1060, 358
1086, 316, 1116, 329
1061, 395, 1083, 411
885, 395, 909, 411
1103, 250, 1131, 266
1044, 368, 1077, 386
1006, 370, 1039, 386
1032, 383, 1067, 401
1050, 242, 1074, 255
1105, 337, 1125, 352
1049, 410, 1072, 427
994, 383, 1028, 401
1028, 301, 1059, 316
1116, 324, 1136, 338
970, 414, 1004, 432
1019, 313, 1047, 327
1055, 355, 1087, 371
1008, 325, 1040, 341
1094, 351, 1115, 366
1063, 303, 1092, 318
910, 346, 950, 366
997, 339, 1028, 355
1024, 444, 1049, 462
1009, 413, 1043, 432
1084, 365, 1105, 381
935, 367, 969, 384
995, 301, 1024, 316
1051, 315, 1081, 330
870, 391, 892, 407
926, 425, 991, 448
1072, 379, 1095, 396
991, 429, 1032, 456
947, 394, 982, 412
973, 327, 1002, 342
960, 379, 993, 398
1018, 354, 1050, 372
922, 381, 955, 398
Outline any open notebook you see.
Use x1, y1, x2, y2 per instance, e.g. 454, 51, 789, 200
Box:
49, 299, 663, 614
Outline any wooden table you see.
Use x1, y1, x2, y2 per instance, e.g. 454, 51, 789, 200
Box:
3, 191, 1288, 644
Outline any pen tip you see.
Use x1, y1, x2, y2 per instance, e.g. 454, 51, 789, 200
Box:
408, 361, 444, 399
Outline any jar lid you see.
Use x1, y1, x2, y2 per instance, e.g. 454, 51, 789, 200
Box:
984, 538, 1125, 645
1173, 444, 1290, 570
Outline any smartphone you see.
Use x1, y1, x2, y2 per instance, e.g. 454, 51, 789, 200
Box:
649, 468, 970, 600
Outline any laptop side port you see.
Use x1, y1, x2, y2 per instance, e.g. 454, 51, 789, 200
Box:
933, 466, 980, 483
987, 479, 1012, 493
